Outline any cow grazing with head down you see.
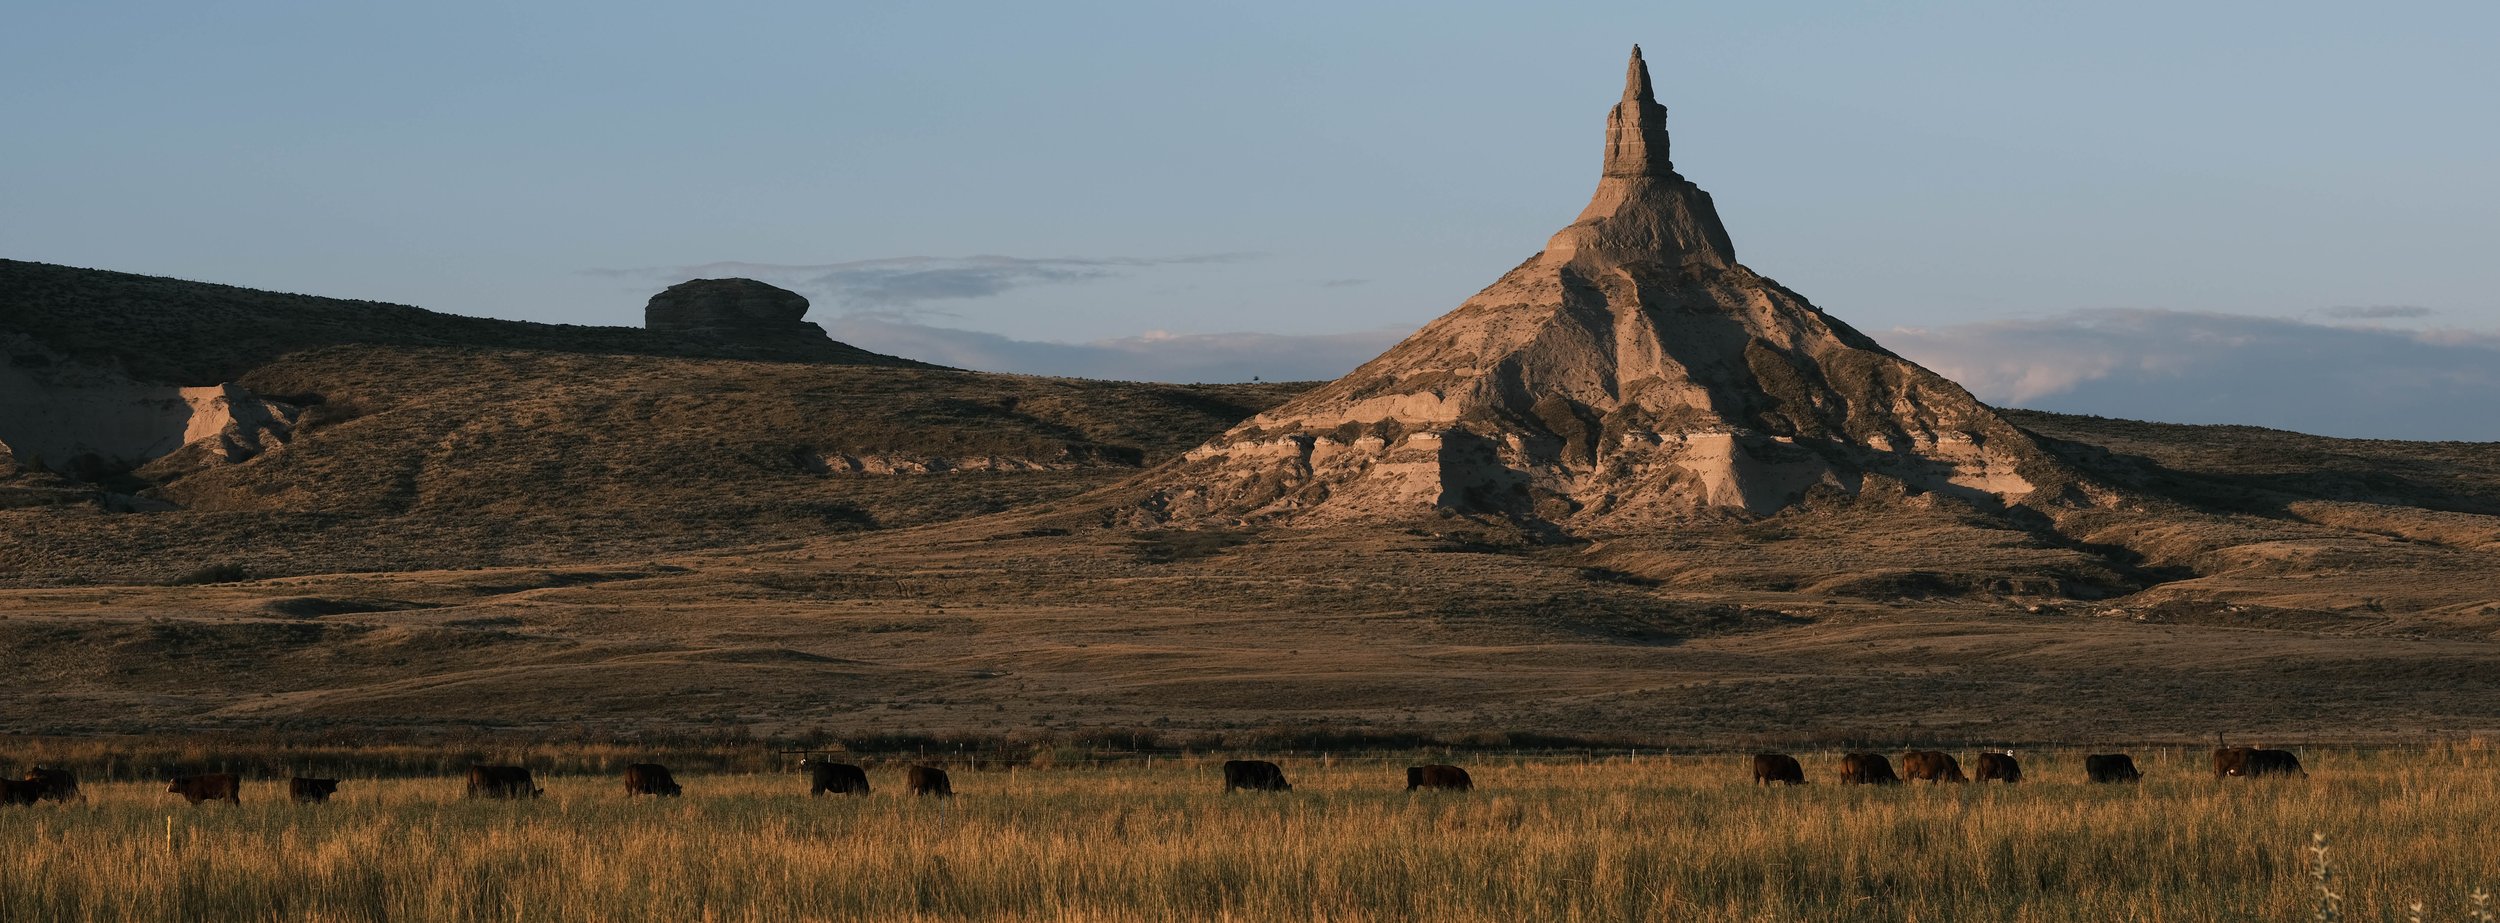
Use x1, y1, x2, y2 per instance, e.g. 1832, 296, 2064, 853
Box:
1406, 765, 1472, 792
906, 766, 953, 797
1223, 760, 1291, 793
803, 760, 870, 796
169, 774, 241, 805
1752, 753, 1806, 785
624, 764, 682, 797
466, 765, 543, 799
1975, 752, 2023, 783
23, 768, 79, 802
2085, 754, 2141, 783
1901, 750, 1967, 783
0, 779, 42, 806
2214, 747, 2305, 779
289, 777, 340, 804
1839, 752, 1901, 785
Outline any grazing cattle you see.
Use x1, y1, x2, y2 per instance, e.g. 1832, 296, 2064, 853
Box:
2214, 747, 2305, 779
23, 768, 79, 802
2084, 754, 2142, 783
0, 779, 43, 806
1222, 759, 1292, 793
1838, 752, 1901, 785
624, 764, 682, 798
1901, 750, 1967, 783
1406, 765, 1472, 792
466, 765, 543, 799
1751, 753, 1806, 786
169, 774, 241, 805
905, 765, 953, 797
289, 777, 340, 804
1974, 752, 2023, 783
803, 760, 870, 796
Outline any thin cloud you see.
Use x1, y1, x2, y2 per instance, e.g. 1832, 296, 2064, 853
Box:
1885, 309, 2500, 441
589, 254, 1257, 312
822, 316, 1406, 383
2319, 304, 2435, 320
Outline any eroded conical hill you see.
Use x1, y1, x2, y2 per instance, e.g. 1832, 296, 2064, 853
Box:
1144, 47, 2087, 530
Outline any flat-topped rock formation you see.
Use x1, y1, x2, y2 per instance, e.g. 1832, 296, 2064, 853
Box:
0, 259, 918, 386
0, 260, 923, 478
1142, 47, 2089, 531
645, 278, 831, 344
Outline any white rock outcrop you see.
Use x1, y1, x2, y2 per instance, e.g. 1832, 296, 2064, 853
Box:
0, 336, 296, 477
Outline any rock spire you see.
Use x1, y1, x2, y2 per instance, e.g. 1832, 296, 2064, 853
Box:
1604, 45, 1671, 177
1135, 47, 2080, 532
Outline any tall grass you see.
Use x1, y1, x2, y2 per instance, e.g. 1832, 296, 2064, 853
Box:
2, 748, 2494, 922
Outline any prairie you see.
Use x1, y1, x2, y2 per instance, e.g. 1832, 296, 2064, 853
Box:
4, 747, 2496, 922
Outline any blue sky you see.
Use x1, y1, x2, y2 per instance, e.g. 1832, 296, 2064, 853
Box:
7, 2, 2498, 437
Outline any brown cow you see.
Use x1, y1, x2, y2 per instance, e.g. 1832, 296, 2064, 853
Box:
1222, 759, 1291, 793
1406, 765, 1472, 792
2085, 754, 2141, 783
23, 768, 79, 802
289, 777, 340, 804
1839, 752, 1901, 785
804, 760, 870, 796
1901, 750, 1967, 783
1974, 752, 2023, 783
466, 765, 543, 799
2214, 747, 2305, 779
0, 779, 42, 806
624, 763, 682, 797
1751, 753, 1806, 785
906, 765, 953, 797
169, 774, 241, 805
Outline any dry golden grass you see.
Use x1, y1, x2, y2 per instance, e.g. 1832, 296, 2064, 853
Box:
5, 747, 2497, 922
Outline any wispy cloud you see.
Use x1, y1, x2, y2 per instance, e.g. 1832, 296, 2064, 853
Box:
1885, 309, 2500, 440
821, 316, 1406, 384
2319, 304, 2435, 320
590, 254, 1255, 313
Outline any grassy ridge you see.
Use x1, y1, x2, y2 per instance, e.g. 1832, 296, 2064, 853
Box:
4, 748, 2496, 922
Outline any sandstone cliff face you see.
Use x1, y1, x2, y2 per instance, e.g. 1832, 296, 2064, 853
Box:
0, 335, 297, 478
1146, 47, 2081, 530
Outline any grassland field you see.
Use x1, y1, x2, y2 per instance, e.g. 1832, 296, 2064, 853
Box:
5, 746, 2498, 922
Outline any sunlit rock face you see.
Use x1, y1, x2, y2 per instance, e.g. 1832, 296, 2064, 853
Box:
0, 335, 298, 479
1144, 47, 2081, 531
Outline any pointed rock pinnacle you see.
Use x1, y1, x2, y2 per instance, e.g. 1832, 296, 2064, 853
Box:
1603, 45, 1671, 177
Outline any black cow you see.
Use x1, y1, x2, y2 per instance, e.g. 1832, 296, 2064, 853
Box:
906, 765, 953, 797
1839, 752, 1901, 785
1223, 759, 1291, 793
624, 764, 682, 797
1406, 764, 1472, 791
804, 760, 870, 796
1974, 752, 2023, 783
2084, 754, 2141, 783
0, 779, 42, 806
23, 768, 79, 802
169, 774, 241, 805
1751, 753, 1806, 785
2215, 747, 2305, 779
466, 765, 543, 799
289, 777, 340, 803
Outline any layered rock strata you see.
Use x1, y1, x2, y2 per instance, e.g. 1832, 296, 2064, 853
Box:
1144, 47, 2078, 529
